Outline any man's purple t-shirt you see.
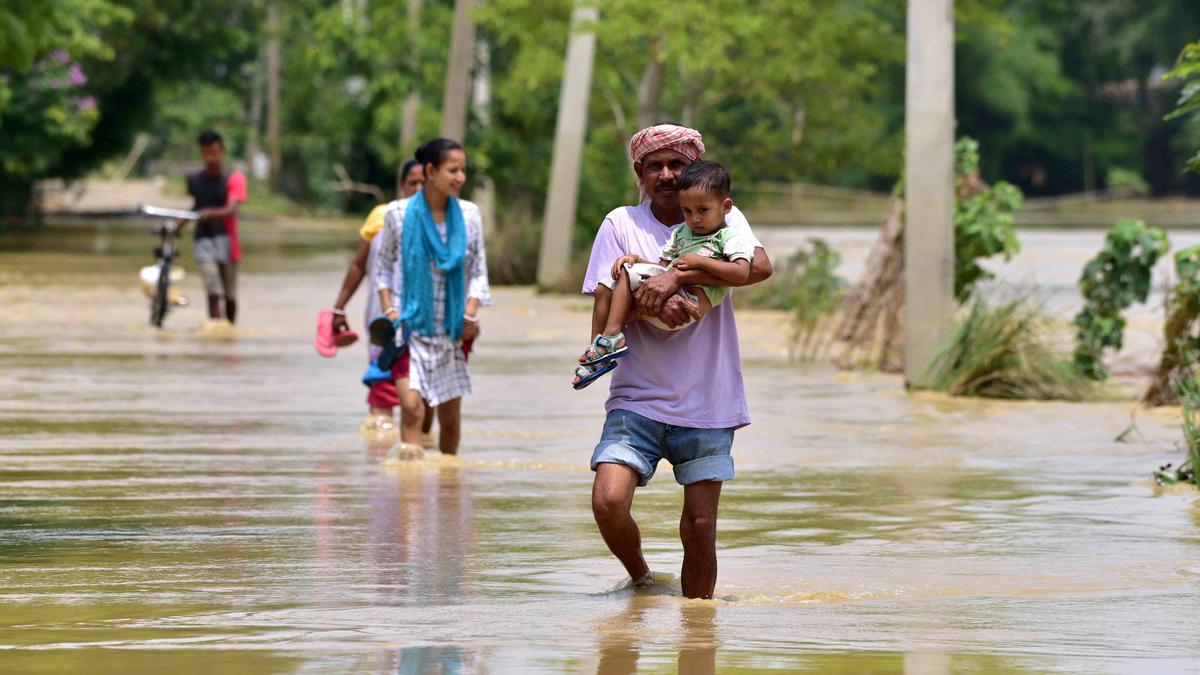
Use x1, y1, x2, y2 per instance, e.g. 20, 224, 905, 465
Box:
582, 201, 761, 429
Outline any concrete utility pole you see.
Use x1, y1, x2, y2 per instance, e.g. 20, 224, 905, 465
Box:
440, 0, 476, 142
398, 0, 422, 195
903, 0, 956, 387
537, 5, 598, 289
265, 1, 283, 192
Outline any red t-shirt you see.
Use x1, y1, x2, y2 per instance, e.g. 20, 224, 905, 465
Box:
224, 170, 248, 263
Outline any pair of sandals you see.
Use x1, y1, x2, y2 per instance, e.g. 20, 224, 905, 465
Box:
572, 332, 628, 389
362, 316, 406, 385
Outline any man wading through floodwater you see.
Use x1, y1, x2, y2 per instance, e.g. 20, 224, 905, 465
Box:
582, 125, 772, 599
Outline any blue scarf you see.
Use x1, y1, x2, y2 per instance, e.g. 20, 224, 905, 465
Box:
401, 190, 468, 340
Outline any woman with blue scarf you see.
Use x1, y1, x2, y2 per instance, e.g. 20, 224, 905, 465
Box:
375, 138, 492, 455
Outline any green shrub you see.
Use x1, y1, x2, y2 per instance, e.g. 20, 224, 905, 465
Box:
1072, 218, 1169, 379
1105, 166, 1150, 195
924, 297, 1100, 401
952, 137, 1024, 302
736, 238, 846, 359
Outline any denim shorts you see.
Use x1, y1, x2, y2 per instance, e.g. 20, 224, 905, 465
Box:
590, 409, 735, 486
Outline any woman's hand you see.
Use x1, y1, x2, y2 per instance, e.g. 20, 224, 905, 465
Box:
331, 312, 349, 333
462, 315, 480, 341
610, 255, 641, 281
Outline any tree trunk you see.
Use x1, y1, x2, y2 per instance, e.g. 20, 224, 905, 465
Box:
440, 0, 476, 142
398, 0, 422, 195
537, 6, 598, 289
265, 1, 283, 192
635, 46, 662, 130
245, 53, 263, 178
1142, 295, 1200, 406
471, 33, 496, 237
833, 170, 987, 372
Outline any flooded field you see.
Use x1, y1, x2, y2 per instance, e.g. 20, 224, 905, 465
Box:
1, 219, 1198, 673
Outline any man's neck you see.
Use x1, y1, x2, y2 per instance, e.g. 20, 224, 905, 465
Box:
648, 201, 682, 227
204, 166, 222, 177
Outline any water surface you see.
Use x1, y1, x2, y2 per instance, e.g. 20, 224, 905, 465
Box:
1, 220, 1197, 673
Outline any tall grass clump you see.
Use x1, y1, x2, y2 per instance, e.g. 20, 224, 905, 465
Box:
1179, 374, 1200, 486
922, 297, 1100, 401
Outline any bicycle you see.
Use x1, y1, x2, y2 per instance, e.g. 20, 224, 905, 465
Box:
138, 204, 198, 328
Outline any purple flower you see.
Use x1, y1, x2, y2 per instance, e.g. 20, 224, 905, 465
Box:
72, 96, 97, 111
68, 64, 87, 87
50, 49, 70, 64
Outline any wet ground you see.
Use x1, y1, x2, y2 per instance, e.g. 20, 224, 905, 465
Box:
1, 219, 1198, 673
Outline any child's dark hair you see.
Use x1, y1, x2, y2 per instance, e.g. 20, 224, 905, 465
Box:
415, 138, 464, 169
197, 130, 223, 147
677, 160, 730, 198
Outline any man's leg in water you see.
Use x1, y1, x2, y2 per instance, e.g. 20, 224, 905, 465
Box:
436, 397, 461, 454
679, 479, 722, 599
592, 463, 650, 583
221, 263, 238, 323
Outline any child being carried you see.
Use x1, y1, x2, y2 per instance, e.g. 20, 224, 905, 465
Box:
572, 160, 756, 389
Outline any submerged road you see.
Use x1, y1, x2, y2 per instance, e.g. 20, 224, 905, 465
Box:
1, 221, 1197, 673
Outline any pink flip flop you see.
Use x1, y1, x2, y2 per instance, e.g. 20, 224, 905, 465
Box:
315, 310, 337, 357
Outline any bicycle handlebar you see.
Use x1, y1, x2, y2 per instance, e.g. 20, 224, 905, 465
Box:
139, 204, 200, 220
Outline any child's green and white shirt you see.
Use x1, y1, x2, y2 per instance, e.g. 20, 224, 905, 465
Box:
659, 225, 757, 306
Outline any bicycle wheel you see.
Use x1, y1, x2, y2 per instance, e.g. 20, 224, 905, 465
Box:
151, 261, 171, 327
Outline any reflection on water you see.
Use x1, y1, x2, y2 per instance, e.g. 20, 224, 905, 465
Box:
1, 220, 1199, 672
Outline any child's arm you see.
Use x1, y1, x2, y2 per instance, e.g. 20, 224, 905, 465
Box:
608, 254, 653, 282
673, 254, 751, 285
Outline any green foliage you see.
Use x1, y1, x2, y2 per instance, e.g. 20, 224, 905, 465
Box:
0, 53, 101, 178
0, 2, 131, 209
1177, 372, 1200, 487
924, 297, 1099, 401
0, 2, 129, 71
953, 138, 1023, 301
736, 239, 845, 360
738, 239, 843, 310
1159, 245, 1200, 376
958, 0, 1200, 195
1072, 219, 1170, 379
0, 0, 261, 214
1105, 166, 1151, 195
480, 0, 904, 249
1165, 39, 1200, 174
1154, 368, 1200, 487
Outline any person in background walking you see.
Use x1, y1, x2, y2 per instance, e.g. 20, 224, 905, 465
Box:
185, 130, 248, 324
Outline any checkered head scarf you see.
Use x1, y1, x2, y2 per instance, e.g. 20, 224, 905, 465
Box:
628, 124, 706, 164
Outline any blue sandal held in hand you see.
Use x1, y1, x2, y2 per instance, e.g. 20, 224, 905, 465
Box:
573, 359, 618, 390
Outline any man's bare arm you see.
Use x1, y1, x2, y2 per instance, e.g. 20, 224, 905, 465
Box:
199, 202, 239, 220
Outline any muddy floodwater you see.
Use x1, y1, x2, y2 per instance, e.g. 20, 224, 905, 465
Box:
2, 219, 1198, 673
